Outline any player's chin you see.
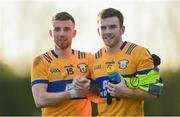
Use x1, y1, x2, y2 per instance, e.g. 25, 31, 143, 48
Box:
59, 44, 69, 50
104, 42, 113, 47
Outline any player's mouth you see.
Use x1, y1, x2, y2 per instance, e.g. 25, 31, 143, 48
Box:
104, 35, 114, 40
58, 38, 67, 42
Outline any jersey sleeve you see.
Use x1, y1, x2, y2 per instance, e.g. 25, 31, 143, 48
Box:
125, 47, 163, 95
136, 47, 154, 71
31, 56, 49, 86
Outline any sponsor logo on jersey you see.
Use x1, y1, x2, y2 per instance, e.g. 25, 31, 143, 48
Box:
50, 68, 61, 73
100, 79, 108, 97
94, 64, 101, 70
105, 61, 115, 66
118, 59, 129, 69
65, 83, 73, 91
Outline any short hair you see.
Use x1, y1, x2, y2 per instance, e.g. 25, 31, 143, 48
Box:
52, 12, 75, 25
97, 8, 124, 27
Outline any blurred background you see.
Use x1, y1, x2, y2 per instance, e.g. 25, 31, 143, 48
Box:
0, 0, 180, 115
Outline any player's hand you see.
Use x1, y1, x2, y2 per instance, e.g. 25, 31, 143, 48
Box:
71, 76, 90, 97
107, 76, 128, 98
72, 75, 90, 90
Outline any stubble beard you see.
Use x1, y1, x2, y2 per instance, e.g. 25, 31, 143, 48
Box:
103, 36, 115, 47
56, 38, 70, 50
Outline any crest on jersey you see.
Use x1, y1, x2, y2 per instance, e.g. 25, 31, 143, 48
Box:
77, 63, 87, 73
118, 60, 129, 69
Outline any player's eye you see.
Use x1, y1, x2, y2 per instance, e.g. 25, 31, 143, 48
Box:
101, 26, 106, 30
54, 27, 60, 32
64, 27, 71, 32
109, 25, 117, 29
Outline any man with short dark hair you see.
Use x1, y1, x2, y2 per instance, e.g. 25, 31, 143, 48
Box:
31, 12, 92, 116
91, 8, 163, 116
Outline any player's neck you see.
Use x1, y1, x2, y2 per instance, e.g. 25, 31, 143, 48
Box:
55, 46, 72, 58
106, 39, 122, 54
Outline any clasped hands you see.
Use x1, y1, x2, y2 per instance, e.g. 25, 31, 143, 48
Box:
71, 75, 90, 97
71, 75, 129, 98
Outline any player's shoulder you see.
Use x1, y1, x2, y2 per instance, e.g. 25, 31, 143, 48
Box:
123, 41, 149, 55
93, 47, 106, 59
32, 50, 53, 65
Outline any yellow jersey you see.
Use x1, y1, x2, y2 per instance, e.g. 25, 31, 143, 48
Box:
31, 49, 92, 116
92, 41, 155, 116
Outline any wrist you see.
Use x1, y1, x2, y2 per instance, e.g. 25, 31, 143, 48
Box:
69, 89, 78, 98
124, 88, 134, 98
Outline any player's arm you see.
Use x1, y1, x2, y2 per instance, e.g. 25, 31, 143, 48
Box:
32, 76, 90, 108
32, 77, 90, 108
108, 48, 163, 99
31, 56, 71, 108
31, 56, 89, 108
122, 89, 157, 99
107, 77, 157, 99
32, 83, 71, 108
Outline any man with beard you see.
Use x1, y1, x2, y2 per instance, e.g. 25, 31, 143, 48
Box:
90, 8, 163, 116
31, 12, 93, 116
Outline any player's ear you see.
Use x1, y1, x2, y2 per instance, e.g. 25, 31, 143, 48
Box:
97, 28, 100, 36
49, 30, 52, 37
72, 29, 77, 38
121, 26, 125, 34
